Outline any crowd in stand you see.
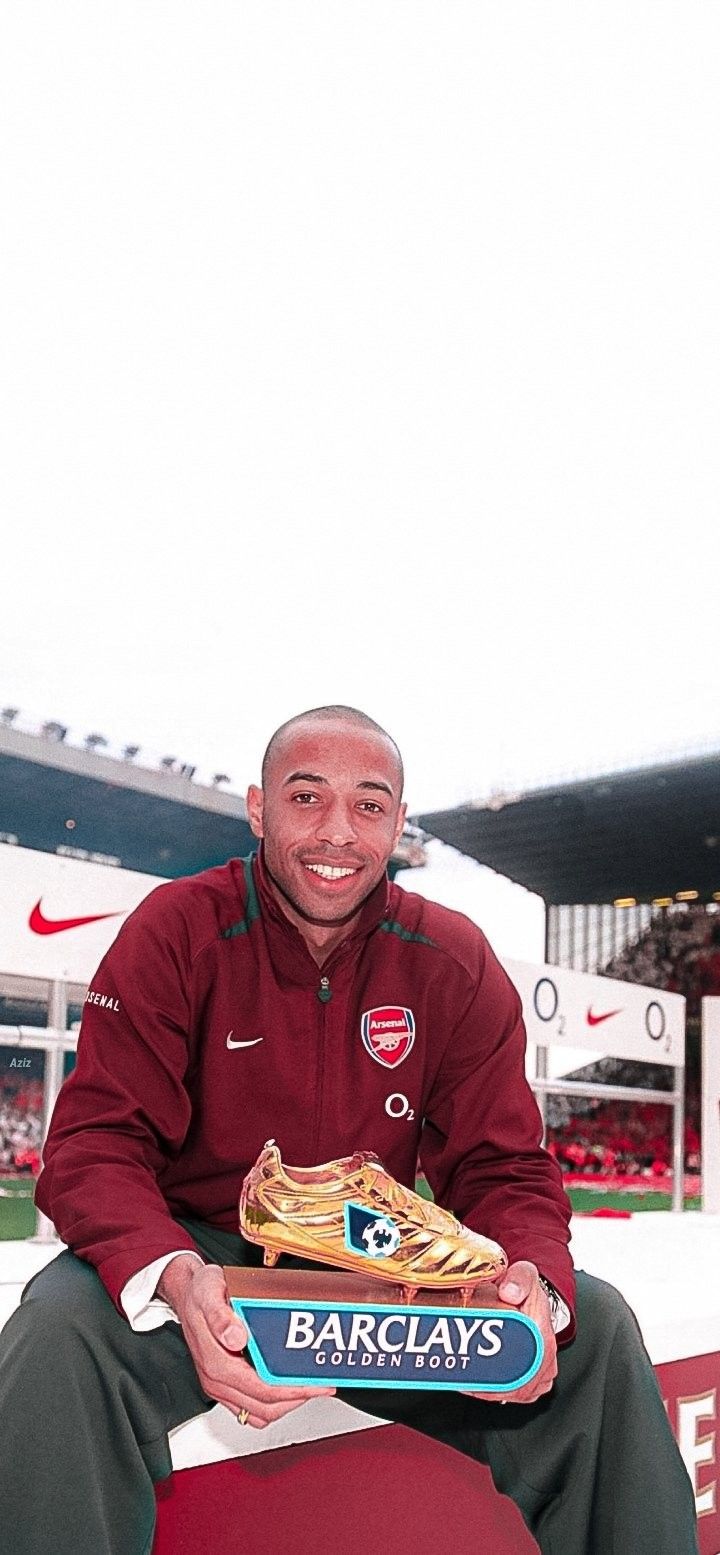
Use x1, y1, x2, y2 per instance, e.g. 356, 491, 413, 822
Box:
0, 1074, 43, 1176
605, 905, 720, 1017
547, 1104, 701, 1181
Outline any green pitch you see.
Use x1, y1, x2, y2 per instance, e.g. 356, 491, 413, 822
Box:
567, 1187, 701, 1213
0, 1178, 36, 1239
0, 1177, 703, 1244
416, 1174, 700, 1215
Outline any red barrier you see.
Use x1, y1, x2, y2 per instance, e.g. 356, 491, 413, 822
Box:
153, 1425, 538, 1555
657, 1350, 720, 1555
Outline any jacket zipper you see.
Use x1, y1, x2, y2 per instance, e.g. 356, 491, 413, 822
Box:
312, 976, 332, 1158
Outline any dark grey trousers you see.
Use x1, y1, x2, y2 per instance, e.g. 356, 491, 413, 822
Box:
0, 1219, 699, 1555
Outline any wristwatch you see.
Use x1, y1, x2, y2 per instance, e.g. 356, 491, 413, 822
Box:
537, 1274, 571, 1335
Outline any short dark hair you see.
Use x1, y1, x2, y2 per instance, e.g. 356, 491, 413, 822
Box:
261, 705, 404, 794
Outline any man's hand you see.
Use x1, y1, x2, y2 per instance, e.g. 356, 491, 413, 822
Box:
463, 1259, 558, 1406
158, 1256, 335, 1428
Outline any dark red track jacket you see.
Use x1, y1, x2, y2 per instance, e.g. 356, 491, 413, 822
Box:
36, 848, 576, 1333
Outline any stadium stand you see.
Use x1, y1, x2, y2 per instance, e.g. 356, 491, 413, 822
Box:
419, 754, 720, 1189
543, 906, 718, 1182
0, 1072, 43, 1176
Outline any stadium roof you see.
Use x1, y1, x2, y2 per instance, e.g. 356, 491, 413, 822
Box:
416, 752, 720, 907
0, 724, 258, 877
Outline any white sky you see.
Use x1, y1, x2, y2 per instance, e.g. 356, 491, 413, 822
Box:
397, 840, 546, 963
2, 4, 720, 819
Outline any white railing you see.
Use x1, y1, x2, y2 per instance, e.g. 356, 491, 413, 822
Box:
503, 956, 688, 1213
1, 976, 78, 1239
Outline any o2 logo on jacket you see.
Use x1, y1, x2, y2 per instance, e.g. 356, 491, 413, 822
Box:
361, 1006, 415, 1068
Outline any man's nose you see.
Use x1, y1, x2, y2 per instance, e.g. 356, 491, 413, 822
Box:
315, 802, 359, 847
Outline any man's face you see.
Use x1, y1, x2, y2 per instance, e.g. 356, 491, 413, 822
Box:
247, 721, 406, 928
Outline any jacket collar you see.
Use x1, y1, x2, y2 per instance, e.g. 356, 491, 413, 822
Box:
252, 843, 390, 971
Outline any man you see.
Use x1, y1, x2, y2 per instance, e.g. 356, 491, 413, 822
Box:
0, 706, 698, 1554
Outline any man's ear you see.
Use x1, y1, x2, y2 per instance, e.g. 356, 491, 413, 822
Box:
246, 784, 264, 839
393, 801, 407, 849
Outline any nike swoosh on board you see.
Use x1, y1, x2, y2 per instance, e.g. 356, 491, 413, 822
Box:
29, 901, 125, 937
226, 1032, 264, 1049
586, 1007, 624, 1026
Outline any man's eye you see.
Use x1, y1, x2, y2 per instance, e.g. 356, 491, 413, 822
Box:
292, 792, 318, 805
359, 801, 383, 813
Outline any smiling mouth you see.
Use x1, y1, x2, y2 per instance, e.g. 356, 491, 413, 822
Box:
303, 863, 360, 881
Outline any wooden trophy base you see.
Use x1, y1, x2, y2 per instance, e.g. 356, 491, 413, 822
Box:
224, 1266, 504, 1308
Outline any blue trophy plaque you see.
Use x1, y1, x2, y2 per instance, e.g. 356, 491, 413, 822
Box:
224, 1269, 543, 1394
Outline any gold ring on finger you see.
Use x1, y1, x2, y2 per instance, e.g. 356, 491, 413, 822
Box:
237, 1408, 250, 1426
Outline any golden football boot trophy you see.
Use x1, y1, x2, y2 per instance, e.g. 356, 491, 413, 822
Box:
227, 1142, 542, 1394
239, 1139, 507, 1305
